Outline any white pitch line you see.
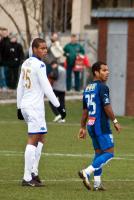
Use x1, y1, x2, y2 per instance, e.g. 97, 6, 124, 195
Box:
0, 120, 134, 132
0, 179, 134, 183
0, 120, 80, 127
0, 95, 82, 104
0, 150, 134, 160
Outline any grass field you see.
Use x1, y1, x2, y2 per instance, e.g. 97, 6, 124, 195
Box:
0, 101, 134, 200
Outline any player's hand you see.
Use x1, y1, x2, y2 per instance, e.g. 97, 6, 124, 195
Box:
57, 106, 66, 119
114, 122, 121, 133
17, 109, 24, 120
78, 128, 86, 139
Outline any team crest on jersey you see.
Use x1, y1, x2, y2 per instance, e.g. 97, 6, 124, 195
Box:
40, 64, 45, 68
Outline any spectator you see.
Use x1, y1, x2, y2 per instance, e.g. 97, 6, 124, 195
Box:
0, 28, 4, 92
48, 60, 66, 123
64, 34, 85, 92
0, 28, 10, 91
44, 32, 64, 67
7, 34, 24, 89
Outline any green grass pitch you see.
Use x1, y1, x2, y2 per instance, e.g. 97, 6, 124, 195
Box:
0, 101, 134, 200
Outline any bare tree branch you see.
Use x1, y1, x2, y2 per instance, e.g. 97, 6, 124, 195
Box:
32, 0, 36, 19
0, 3, 26, 48
20, 0, 31, 45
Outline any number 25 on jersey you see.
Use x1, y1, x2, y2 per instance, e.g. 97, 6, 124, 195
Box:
85, 94, 96, 115
22, 69, 31, 89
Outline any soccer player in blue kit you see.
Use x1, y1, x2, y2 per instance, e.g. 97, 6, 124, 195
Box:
78, 61, 121, 191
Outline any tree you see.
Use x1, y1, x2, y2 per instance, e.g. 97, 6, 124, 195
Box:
0, 0, 45, 48
0, 0, 72, 48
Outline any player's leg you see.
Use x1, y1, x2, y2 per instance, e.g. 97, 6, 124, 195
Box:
91, 148, 113, 191
93, 168, 104, 190
57, 91, 66, 123
49, 90, 62, 122
21, 108, 46, 186
66, 68, 72, 91
84, 134, 114, 190
31, 134, 45, 183
30, 110, 47, 184
78, 129, 99, 190
22, 134, 43, 186
92, 152, 104, 190
92, 134, 114, 172
74, 71, 80, 91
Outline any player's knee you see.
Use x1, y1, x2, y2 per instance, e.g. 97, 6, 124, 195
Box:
103, 152, 114, 163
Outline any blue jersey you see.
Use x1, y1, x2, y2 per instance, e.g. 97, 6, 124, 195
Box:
83, 80, 112, 136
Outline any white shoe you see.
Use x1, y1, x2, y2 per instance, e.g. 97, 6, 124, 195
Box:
93, 183, 106, 191
78, 170, 91, 190
58, 119, 66, 123
53, 115, 61, 122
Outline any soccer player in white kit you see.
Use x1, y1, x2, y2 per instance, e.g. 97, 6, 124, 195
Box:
17, 38, 66, 187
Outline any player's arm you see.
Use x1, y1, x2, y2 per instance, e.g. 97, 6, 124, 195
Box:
100, 84, 121, 133
37, 64, 66, 119
104, 105, 121, 132
17, 71, 24, 109
16, 70, 24, 120
79, 96, 88, 139
37, 64, 59, 107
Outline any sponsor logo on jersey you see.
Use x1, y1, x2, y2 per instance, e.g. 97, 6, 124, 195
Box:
104, 97, 110, 104
86, 83, 97, 91
87, 117, 96, 125
40, 127, 45, 131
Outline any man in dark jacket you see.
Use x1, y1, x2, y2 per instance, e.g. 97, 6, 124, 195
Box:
7, 34, 24, 89
0, 28, 10, 91
64, 34, 85, 91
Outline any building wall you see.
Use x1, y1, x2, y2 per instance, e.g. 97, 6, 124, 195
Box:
98, 18, 134, 116
107, 20, 128, 116
98, 19, 108, 62
71, 0, 92, 34
126, 20, 134, 115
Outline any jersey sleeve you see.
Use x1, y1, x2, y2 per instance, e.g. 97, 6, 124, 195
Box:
100, 84, 110, 106
37, 63, 60, 107
17, 70, 24, 108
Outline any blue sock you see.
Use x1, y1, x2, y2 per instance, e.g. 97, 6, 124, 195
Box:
92, 153, 102, 176
92, 152, 114, 170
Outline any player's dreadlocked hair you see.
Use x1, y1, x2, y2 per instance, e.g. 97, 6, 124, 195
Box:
92, 61, 107, 76
32, 38, 46, 49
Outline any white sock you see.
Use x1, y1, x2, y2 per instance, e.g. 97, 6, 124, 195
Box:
32, 142, 43, 176
23, 144, 36, 181
84, 165, 95, 176
94, 176, 101, 187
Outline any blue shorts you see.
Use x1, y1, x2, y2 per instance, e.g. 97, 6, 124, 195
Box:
87, 126, 114, 151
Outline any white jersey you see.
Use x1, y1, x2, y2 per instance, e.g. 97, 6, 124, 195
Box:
17, 56, 60, 110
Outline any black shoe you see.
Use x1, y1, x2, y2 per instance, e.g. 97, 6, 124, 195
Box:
31, 173, 43, 184
22, 179, 42, 187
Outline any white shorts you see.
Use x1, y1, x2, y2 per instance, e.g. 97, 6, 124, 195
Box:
21, 107, 47, 135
